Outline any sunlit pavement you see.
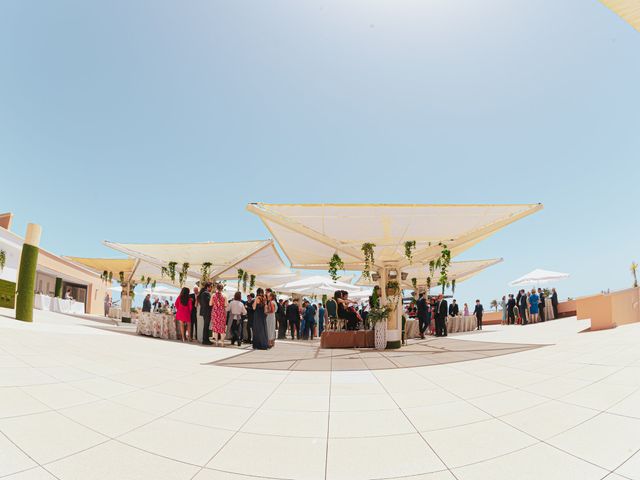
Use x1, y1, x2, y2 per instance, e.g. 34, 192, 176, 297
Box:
1, 308, 639, 480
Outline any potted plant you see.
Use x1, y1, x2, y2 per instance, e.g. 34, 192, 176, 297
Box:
368, 302, 392, 350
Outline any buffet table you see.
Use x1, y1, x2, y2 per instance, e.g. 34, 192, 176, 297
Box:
108, 307, 122, 320
320, 330, 374, 348
404, 319, 419, 339
137, 312, 177, 340
544, 303, 555, 320
34, 294, 85, 315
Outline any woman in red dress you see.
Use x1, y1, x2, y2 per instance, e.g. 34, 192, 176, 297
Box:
174, 287, 193, 342
209, 283, 228, 346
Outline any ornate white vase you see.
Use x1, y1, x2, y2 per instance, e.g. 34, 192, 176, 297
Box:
374, 321, 387, 350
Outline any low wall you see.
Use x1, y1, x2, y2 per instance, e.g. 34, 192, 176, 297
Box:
576, 288, 640, 331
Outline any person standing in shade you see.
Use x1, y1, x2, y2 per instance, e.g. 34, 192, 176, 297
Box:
303, 301, 317, 340
528, 288, 540, 324
198, 282, 213, 344
277, 299, 287, 339
434, 294, 448, 337
228, 291, 247, 347
209, 283, 228, 346
537, 288, 546, 322
551, 288, 559, 319
326, 293, 339, 330
142, 294, 152, 313
473, 299, 484, 330
286, 298, 301, 339
519, 289, 529, 325
318, 302, 326, 335
189, 285, 199, 342
449, 299, 459, 317
265, 291, 277, 347
245, 293, 255, 344
416, 292, 429, 339
507, 294, 516, 325
174, 287, 193, 342
251, 288, 269, 350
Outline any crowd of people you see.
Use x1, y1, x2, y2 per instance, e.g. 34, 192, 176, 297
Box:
500, 287, 559, 325
139, 282, 562, 348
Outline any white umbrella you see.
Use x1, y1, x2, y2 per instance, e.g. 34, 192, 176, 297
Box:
509, 269, 569, 287
273, 275, 360, 295
143, 285, 181, 298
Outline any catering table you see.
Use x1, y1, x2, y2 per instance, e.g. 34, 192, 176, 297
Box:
404, 319, 419, 339
321, 330, 374, 348
544, 303, 555, 320
34, 295, 85, 315
108, 307, 122, 320
34, 294, 52, 311
137, 312, 177, 340
447, 315, 477, 333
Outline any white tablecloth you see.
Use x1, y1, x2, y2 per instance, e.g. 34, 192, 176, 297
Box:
34, 295, 84, 315
50, 298, 85, 315
447, 315, 477, 333
544, 303, 555, 320
108, 307, 122, 320
405, 318, 419, 339
34, 294, 52, 311
137, 312, 177, 340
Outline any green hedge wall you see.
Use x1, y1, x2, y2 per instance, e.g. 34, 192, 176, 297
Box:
16, 244, 39, 322
0, 279, 16, 309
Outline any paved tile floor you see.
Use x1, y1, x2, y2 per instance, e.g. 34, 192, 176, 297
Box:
1, 307, 639, 480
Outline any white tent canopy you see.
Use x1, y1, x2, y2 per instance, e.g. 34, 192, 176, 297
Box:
509, 269, 569, 287
102, 239, 292, 285
142, 285, 180, 298
273, 275, 361, 295
247, 203, 542, 271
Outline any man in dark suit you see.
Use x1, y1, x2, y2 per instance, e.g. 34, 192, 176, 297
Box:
245, 293, 255, 343
416, 293, 429, 339
538, 288, 546, 322
507, 294, 516, 324
519, 290, 528, 325
473, 299, 484, 330
286, 299, 301, 340
449, 299, 459, 317
551, 288, 559, 319
198, 283, 212, 345
434, 294, 448, 337
189, 286, 199, 341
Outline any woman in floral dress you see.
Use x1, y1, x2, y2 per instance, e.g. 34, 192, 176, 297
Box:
209, 283, 228, 346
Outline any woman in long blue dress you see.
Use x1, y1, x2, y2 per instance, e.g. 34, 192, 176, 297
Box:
252, 288, 270, 350
529, 289, 540, 324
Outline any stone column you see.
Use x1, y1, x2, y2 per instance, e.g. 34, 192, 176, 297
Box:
16, 223, 41, 322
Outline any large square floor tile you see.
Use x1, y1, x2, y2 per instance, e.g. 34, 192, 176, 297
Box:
47, 440, 199, 480
0, 411, 107, 464
167, 401, 253, 431
208, 432, 326, 480
20, 383, 100, 410
423, 419, 537, 468
404, 401, 491, 432
326, 433, 445, 480
119, 418, 233, 466
60, 400, 159, 438
0, 387, 50, 418
242, 408, 328, 437
0, 432, 36, 476
452, 442, 607, 480
547, 413, 640, 470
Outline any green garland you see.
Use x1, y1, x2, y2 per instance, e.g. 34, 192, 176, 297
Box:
361, 243, 375, 279
328, 253, 344, 281
200, 262, 212, 286
426, 276, 431, 293
179, 263, 190, 287
237, 268, 244, 290
411, 277, 417, 292
0, 249, 5, 272
151, 280, 156, 289
242, 271, 248, 292
166, 262, 177, 283
451, 279, 456, 294
404, 240, 416, 264
107, 271, 113, 282
118, 271, 125, 284
249, 274, 256, 291
437, 243, 451, 293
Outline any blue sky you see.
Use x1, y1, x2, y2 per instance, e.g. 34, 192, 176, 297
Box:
1, 0, 639, 305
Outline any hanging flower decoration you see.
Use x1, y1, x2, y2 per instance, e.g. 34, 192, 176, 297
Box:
200, 262, 212, 286
237, 268, 244, 290
118, 271, 125, 284
242, 271, 248, 292
249, 274, 256, 291
426, 276, 432, 293
404, 240, 416, 264
166, 262, 177, 283
411, 277, 417, 292
328, 253, 344, 281
151, 279, 156, 289
436, 243, 451, 294
451, 279, 456, 295
179, 263, 190, 287
361, 243, 376, 280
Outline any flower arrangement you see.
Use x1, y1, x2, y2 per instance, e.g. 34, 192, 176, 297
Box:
237, 268, 244, 290
200, 262, 212, 285
361, 243, 375, 279
328, 253, 344, 281
242, 271, 248, 292
368, 303, 392, 325
437, 243, 451, 293
249, 274, 256, 291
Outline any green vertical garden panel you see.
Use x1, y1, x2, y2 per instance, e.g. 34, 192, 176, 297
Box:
16, 244, 39, 322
